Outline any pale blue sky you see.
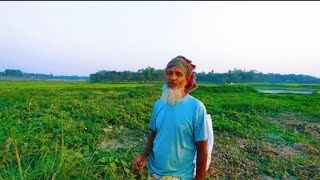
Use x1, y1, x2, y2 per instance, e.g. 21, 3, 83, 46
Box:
0, 1, 319, 77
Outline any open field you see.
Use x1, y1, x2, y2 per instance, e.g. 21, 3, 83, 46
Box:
0, 80, 147, 90
248, 83, 320, 91
0, 81, 319, 179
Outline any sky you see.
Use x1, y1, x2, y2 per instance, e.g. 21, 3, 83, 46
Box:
0, 1, 319, 77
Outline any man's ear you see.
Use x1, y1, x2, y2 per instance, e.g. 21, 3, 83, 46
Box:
184, 76, 190, 87
186, 75, 191, 83
184, 77, 188, 86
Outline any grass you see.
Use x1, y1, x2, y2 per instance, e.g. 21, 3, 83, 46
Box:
0, 80, 145, 90
248, 83, 320, 91
0, 80, 319, 179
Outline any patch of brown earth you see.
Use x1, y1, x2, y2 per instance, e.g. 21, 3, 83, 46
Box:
267, 113, 320, 138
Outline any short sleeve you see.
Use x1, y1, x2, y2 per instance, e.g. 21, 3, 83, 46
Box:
148, 102, 158, 132
194, 102, 209, 142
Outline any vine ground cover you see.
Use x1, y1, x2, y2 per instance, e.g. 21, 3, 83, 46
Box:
0, 81, 319, 179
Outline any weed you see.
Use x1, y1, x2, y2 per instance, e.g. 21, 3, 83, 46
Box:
0, 81, 319, 179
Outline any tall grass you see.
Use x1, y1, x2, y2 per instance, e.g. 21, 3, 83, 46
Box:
0, 81, 319, 179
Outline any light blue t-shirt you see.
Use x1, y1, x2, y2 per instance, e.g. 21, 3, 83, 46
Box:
148, 94, 209, 180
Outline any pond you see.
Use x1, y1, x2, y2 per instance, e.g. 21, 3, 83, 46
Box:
258, 90, 314, 94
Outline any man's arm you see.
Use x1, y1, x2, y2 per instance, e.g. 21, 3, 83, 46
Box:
131, 130, 156, 172
195, 140, 208, 180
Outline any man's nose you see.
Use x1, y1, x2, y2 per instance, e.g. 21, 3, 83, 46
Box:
170, 74, 177, 80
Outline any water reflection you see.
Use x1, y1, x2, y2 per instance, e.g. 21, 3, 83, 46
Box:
258, 90, 314, 94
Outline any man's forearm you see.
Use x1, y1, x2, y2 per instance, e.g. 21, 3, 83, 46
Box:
140, 131, 156, 159
196, 140, 208, 180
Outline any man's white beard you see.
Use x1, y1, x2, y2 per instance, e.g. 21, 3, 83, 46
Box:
160, 84, 184, 105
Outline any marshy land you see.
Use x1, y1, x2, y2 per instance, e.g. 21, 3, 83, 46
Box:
0, 81, 319, 179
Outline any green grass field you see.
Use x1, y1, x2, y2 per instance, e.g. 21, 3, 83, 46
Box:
0, 80, 319, 179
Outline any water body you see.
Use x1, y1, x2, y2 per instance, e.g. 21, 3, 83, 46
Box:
258, 90, 314, 94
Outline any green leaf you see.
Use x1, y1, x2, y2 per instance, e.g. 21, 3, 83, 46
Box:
103, 165, 109, 171
110, 162, 117, 171
100, 157, 107, 163
75, 152, 83, 159
120, 159, 127, 166
124, 167, 130, 174
109, 156, 114, 162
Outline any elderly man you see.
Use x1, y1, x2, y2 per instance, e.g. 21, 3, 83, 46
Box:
131, 56, 209, 180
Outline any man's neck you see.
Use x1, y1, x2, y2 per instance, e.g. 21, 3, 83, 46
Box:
181, 92, 187, 98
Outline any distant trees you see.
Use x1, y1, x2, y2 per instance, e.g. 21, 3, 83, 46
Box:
89, 66, 166, 82
195, 68, 257, 83
0, 69, 89, 81
4, 69, 23, 77
194, 68, 320, 84
89, 67, 320, 84
1, 68, 319, 84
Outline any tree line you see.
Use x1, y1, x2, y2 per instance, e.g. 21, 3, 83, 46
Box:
89, 67, 320, 84
0, 69, 89, 81
2, 68, 319, 84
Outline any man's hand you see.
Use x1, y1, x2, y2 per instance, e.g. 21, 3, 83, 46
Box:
131, 131, 156, 173
131, 155, 146, 172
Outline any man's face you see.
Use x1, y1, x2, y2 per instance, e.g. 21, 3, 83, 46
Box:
166, 66, 188, 90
